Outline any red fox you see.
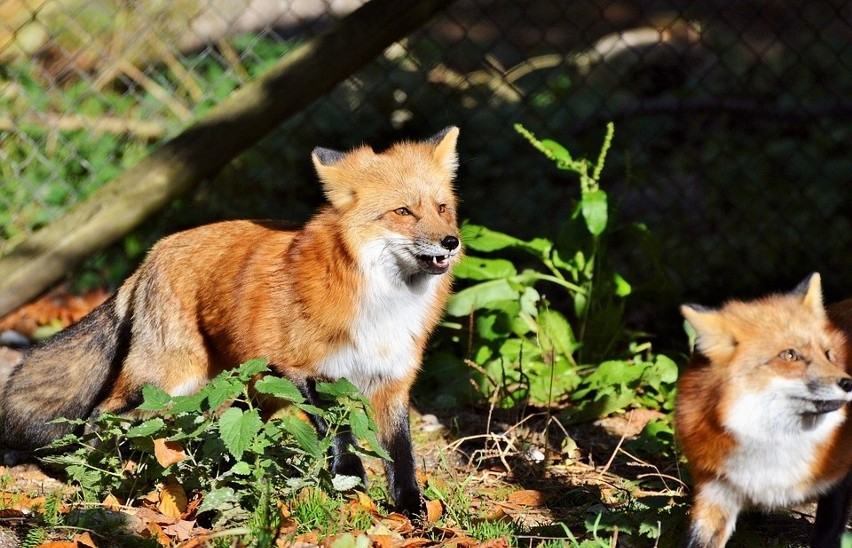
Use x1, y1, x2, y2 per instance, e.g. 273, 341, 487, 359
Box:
677, 273, 852, 547
1, 127, 463, 516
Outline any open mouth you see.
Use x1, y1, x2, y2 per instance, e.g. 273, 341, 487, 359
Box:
416, 254, 451, 274
807, 399, 847, 414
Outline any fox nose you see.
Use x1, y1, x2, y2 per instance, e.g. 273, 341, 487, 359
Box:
441, 235, 460, 251
839, 377, 852, 393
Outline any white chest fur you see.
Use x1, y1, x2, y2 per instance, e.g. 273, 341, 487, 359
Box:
315, 240, 441, 396
721, 379, 846, 507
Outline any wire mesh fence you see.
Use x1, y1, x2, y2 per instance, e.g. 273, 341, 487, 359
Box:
2, 0, 851, 329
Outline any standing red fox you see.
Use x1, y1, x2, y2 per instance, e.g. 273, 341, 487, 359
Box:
677, 273, 852, 547
1, 127, 463, 516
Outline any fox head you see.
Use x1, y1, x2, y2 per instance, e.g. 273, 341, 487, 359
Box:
311, 128, 461, 280
682, 273, 852, 435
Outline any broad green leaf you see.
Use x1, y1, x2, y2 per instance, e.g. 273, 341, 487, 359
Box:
280, 415, 323, 458
169, 392, 207, 415
315, 378, 360, 399
254, 376, 305, 403
519, 286, 540, 316
349, 408, 390, 460
585, 360, 646, 388
198, 487, 236, 514
581, 189, 608, 235
522, 237, 553, 255
230, 461, 252, 476
453, 256, 516, 280
642, 355, 679, 391
461, 224, 526, 252
236, 358, 270, 381
218, 407, 263, 461
125, 418, 165, 438
446, 279, 519, 316
206, 378, 243, 410
538, 309, 580, 358
296, 403, 326, 416
138, 384, 171, 411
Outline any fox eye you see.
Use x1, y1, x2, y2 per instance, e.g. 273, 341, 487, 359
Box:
394, 207, 412, 216
826, 349, 836, 362
779, 349, 800, 362
438, 203, 447, 214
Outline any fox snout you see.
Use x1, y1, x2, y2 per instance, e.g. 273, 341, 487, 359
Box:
805, 372, 852, 414
414, 234, 460, 275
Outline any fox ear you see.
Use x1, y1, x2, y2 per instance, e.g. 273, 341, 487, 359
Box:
312, 147, 355, 209
681, 304, 736, 361
428, 126, 459, 175
795, 272, 825, 318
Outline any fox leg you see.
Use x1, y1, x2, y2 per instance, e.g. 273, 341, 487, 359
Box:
371, 383, 424, 517
811, 472, 852, 548
296, 378, 368, 488
685, 481, 741, 548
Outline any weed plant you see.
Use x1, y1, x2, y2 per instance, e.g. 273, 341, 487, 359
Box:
39, 359, 387, 543
434, 123, 677, 423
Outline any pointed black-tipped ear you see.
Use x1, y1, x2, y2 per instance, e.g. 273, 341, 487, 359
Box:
312, 147, 355, 209
427, 126, 459, 175
312, 147, 346, 166
425, 126, 458, 145
793, 273, 825, 318
792, 272, 819, 295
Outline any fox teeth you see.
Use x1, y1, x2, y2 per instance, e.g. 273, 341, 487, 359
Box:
433, 255, 448, 264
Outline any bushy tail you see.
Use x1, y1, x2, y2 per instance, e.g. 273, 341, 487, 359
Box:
1, 294, 129, 449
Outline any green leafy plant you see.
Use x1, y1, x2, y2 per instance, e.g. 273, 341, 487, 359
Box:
442, 123, 676, 415
41, 359, 388, 539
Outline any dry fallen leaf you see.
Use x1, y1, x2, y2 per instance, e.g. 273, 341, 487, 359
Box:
425, 498, 443, 523
134, 506, 177, 525
0, 492, 45, 511
154, 439, 186, 468
507, 489, 545, 507
158, 478, 188, 519
73, 531, 98, 547
370, 534, 396, 548
381, 512, 415, 534
147, 520, 171, 546
102, 493, 123, 511
349, 490, 378, 514
162, 519, 195, 541
477, 505, 509, 522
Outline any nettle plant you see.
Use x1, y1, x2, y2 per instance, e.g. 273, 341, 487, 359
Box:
42, 359, 388, 527
447, 123, 676, 417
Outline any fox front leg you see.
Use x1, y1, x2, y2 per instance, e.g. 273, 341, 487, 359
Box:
296, 378, 368, 488
811, 472, 852, 548
685, 482, 741, 548
372, 389, 425, 517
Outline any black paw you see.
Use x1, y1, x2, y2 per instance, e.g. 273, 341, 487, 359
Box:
394, 488, 426, 518
332, 453, 368, 488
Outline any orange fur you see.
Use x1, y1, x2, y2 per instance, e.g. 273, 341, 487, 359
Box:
677, 274, 852, 547
2, 128, 463, 516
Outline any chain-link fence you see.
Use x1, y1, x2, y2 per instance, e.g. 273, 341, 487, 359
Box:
2, 0, 851, 336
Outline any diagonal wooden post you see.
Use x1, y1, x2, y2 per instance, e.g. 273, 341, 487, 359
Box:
0, 0, 457, 316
